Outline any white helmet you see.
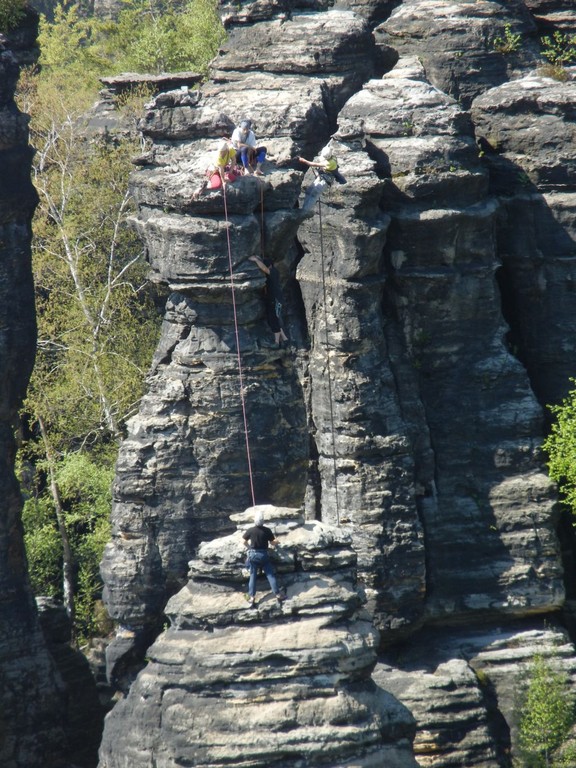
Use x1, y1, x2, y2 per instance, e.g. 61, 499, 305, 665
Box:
218, 140, 229, 152
319, 145, 333, 159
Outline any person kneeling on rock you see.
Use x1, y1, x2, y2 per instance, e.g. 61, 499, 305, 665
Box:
243, 511, 286, 607
298, 146, 347, 211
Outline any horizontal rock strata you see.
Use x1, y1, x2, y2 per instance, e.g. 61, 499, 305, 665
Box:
101, 7, 381, 676
376, 622, 576, 766
98, 506, 419, 767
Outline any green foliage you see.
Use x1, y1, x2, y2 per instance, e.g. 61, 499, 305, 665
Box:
38, 4, 107, 90
0, 0, 26, 32
544, 380, 576, 513
517, 655, 575, 767
538, 62, 570, 83
493, 23, 522, 55
15, 25, 164, 639
97, 0, 225, 75
21, 453, 114, 640
14, 0, 225, 646
29, 138, 159, 450
38, 0, 226, 80
541, 31, 576, 67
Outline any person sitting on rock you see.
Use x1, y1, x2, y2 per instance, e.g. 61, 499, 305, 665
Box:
214, 138, 238, 184
231, 119, 266, 176
242, 511, 286, 607
249, 255, 289, 347
192, 139, 238, 198
298, 146, 347, 211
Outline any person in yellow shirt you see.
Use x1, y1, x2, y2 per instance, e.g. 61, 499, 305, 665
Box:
213, 139, 238, 184
192, 139, 238, 198
298, 146, 346, 211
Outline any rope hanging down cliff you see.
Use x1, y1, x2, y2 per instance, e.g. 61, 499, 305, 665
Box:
317, 198, 341, 528
222, 185, 256, 507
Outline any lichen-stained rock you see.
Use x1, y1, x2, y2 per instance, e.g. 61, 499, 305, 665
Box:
338, 58, 486, 208
332, 60, 564, 626
98, 507, 419, 768
219, 0, 333, 27
376, 622, 576, 767
471, 74, 576, 405
374, 0, 540, 108
214, 10, 374, 77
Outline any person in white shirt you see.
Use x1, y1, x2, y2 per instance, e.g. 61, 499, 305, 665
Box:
231, 119, 267, 176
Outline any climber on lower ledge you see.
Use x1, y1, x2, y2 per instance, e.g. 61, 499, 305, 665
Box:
243, 510, 286, 607
298, 145, 347, 211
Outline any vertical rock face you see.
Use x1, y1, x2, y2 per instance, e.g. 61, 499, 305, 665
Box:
471, 74, 576, 405
295, 138, 427, 636
100, 0, 576, 765
335, 58, 564, 624
101, 7, 379, 664
0, 20, 69, 768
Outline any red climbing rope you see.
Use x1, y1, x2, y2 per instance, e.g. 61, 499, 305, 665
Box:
222, 184, 257, 507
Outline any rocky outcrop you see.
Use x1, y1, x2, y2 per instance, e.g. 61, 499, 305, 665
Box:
0, 18, 70, 768
377, 623, 576, 766
100, 1, 576, 766
335, 57, 564, 625
471, 72, 576, 406
99, 505, 419, 767
374, 0, 541, 108
37, 597, 104, 767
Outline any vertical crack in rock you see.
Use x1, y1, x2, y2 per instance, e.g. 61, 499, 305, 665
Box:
339, 57, 564, 624
472, 74, 576, 406
296, 137, 427, 639
100, 0, 576, 764
374, 0, 540, 109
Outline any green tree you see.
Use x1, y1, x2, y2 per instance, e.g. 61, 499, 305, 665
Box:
0, 0, 26, 32
96, 0, 226, 75
22, 451, 115, 640
37, 3, 107, 90
517, 655, 575, 768
16, 0, 225, 641
16, 55, 161, 639
544, 380, 576, 513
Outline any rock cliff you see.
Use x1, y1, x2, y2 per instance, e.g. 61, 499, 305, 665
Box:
98, 0, 576, 765
100, 505, 419, 767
